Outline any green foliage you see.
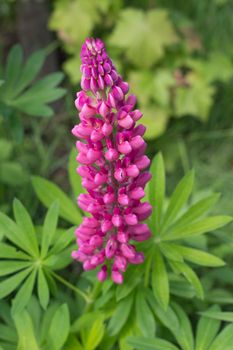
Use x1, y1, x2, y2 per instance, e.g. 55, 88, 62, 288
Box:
49, 1, 233, 139
0, 199, 75, 313
0, 45, 66, 118
145, 153, 231, 308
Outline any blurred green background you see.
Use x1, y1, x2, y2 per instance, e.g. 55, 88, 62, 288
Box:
0, 0, 233, 218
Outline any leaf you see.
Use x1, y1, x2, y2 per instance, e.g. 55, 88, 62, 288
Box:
37, 268, 50, 310
198, 310, 233, 322
172, 303, 194, 350
109, 9, 177, 68
68, 148, 83, 199
174, 72, 215, 121
160, 242, 184, 262
0, 267, 32, 299
152, 248, 169, 309
3, 45, 23, 98
136, 289, 156, 337
195, 305, 221, 350
140, 105, 169, 139
13, 199, 39, 257
0, 212, 34, 255
171, 261, 204, 299
162, 170, 194, 231
0, 161, 28, 186
32, 176, 82, 225
14, 49, 46, 97
127, 336, 180, 350
208, 324, 233, 350
170, 194, 220, 229
48, 227, 75, 256
13, 309, 39, 350
41, 201, 59, 258
149, 153, 165, 233
108, 294, 134, 336
84, 318, 105, 350
116, 266, 143, 301
0, 242, 29, 260
46, 304, 70, 350
12, 269, 37, 314
0, 260, 31, 276
71, 311, 102, 333
146, 290, 179, 334
173, 245, 225, 266
163, 216, 232, 241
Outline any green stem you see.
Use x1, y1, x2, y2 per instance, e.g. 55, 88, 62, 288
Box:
85, 281, 102, 312
51, 271, 91, 303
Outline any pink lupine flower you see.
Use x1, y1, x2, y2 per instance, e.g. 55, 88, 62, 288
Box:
72, 38, 152, 284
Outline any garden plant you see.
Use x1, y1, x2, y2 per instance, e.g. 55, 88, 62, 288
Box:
0, 1, 233, 349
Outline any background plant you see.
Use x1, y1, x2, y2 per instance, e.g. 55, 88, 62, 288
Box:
0, 0, 232, 348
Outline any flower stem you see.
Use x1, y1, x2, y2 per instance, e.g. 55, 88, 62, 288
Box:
51, 271, 91, 303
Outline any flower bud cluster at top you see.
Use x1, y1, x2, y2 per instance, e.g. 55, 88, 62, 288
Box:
71, 38, 152, 284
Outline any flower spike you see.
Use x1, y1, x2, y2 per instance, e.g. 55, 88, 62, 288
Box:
72, 38, 152, 284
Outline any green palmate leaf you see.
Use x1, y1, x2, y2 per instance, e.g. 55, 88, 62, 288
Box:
171, 261, 204, 299
136, 289, 156, 337
4, 45, 23, 98
152, 248, 169, 309
209, 324, 233, 350
0, 242, 29, 260
108, 294, 134, 336
46, 304, 70, 350
116, 266, 143, 301
170, 279, 195, 299
199, 310, 233, 322
68, 148, 83, 199
12, 269, 37, 314
163, 216, 232, 241
174, 72, 215, 121
41, 201, 59, 258
109, 8, 178, 68
127, 336, 180, 350
37, 268, 50, 310
195, 305, 221, 350
172, 303, 194, 350
13, 309, 39, 350
13, 199, 39, 256
0, 267, 32, 299
0, 212, 35, 255
149, 153, 165, 233
84, 318, 105, 350
162, 170, 194, 231
32, 176, 82, 225
173, 245, 225, 266
14, 49, 46, 97
160, 242, 184, 262
170, 194, 220, 229
0, 260, 31, 277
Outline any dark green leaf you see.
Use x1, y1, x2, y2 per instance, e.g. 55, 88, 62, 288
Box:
38, 268, 50, 310
162, 170, 194, 231
136, 289, 156, 337
152, 248, 169, 309
127, 336, 179, 350
32, 176, 82, 225
196, 305, 221, 350
13, 198, 39, 257
41, 201, 59, 258
12, 269, 37, 314
46, 304, 70, 350
108, 294, 134, 336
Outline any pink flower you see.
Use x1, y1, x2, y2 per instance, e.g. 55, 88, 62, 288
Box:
72, 38, 152, 284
